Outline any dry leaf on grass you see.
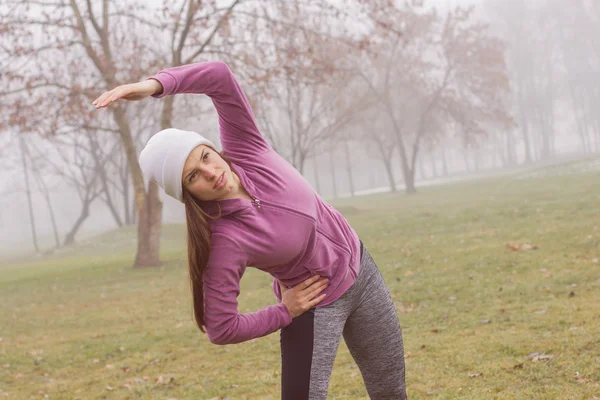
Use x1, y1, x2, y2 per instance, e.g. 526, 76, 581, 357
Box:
526, 352, 553, 362
156, 375, 175, 385
506, 243, 538, 251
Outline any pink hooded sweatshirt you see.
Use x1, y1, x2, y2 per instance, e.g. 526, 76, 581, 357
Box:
150, 62, 361, 345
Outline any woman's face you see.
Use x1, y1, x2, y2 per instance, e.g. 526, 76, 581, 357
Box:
181, 145, 239, 201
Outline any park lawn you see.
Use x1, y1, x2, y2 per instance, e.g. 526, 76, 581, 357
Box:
1, 160, 599, 399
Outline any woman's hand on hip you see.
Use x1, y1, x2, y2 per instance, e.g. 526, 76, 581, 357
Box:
280, 275, 329, 318
92, 79, 163, 109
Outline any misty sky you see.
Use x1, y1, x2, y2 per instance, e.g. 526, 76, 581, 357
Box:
0, 0, 594, 257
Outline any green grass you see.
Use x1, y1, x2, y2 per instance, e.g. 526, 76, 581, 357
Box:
1, 161, 600, 399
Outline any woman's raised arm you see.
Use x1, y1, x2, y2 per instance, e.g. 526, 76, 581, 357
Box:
148, 61, 269, 158
92, 62, 269, 158
92, 79, 163, 107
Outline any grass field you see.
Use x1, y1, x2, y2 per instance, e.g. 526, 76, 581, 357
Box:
1, 160, 599, 399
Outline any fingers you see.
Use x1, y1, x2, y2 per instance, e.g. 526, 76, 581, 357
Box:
306, 293, 327, 308
283, 275, 330, 318
301, 274, 322, 290
92, 85, 129, 109
92, 90, 114, 109
304, 279, 328, 299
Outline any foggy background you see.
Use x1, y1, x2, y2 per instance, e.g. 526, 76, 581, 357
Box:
1, 0, 598, 259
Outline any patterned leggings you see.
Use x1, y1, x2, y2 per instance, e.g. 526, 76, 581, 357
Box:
280, 242, 408, 399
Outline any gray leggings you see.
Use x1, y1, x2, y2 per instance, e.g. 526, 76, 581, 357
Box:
280, 243, 407, 399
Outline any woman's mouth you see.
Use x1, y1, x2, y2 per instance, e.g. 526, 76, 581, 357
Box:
214, 172, 226, 189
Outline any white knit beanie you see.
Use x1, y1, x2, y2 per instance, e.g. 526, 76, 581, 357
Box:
138, 128, 217, 203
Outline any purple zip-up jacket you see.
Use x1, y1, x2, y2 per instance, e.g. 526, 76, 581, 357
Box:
151, 62, 361, 345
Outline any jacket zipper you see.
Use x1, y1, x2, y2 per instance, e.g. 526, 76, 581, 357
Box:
247, 194, 353, 270
251, 197, 261, 211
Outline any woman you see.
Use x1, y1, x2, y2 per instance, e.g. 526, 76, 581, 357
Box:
93, 61, 407, 399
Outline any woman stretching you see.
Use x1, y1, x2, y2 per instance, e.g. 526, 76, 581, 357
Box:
93, 61, 407, 399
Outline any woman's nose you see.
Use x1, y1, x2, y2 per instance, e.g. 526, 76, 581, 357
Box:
199, 165, 217, 178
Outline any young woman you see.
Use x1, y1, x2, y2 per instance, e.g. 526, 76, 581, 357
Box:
93, 61, 407, 399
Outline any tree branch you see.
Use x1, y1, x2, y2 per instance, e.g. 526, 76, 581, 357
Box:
184, 0, 242, 64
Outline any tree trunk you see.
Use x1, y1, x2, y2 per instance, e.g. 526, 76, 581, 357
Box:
134, 180, 163, 267
343, 140, 355, 196
123, 164, 132, 225
329, 149, 338, 199
430, 152, 438, 177
375, 139, 397, 192
35, 174, 61, 249
569, 82, 590, 154
405, 168, 416, 194
110, 105, 158, 267
19, 134, 39, 253
463, 149, 471, 172
312, 155, 321, 195
441, 147, 448, 176
381, 156, 397, 193
417, 156, 426, 180
63, 201, 91, 246
517, 81, 533, 163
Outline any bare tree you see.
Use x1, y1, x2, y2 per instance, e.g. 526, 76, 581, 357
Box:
358, 3, 512, 194
18, 134, 40, 253
0, 0, 292, 266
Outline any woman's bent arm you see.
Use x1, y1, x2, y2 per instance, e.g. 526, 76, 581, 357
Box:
149, 61, 270, 158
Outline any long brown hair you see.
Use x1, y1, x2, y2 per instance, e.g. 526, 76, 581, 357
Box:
182, 151, 231, 332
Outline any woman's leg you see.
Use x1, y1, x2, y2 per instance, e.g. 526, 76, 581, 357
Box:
343, 247, 408, 399
280, 287, 353, 399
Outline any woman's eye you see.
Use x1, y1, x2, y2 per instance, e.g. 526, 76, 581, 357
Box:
189, 172, 197, 182
203, 153, 209, 161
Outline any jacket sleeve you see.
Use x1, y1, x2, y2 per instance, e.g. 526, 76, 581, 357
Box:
202, 234, 292, 345
149, 61, 270, 158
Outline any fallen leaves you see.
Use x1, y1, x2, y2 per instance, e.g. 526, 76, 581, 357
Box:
574, 372, 588, 383
526, 352, 553, 362
506, 243, 538, 251
539, 268, 552, 278
156, 375, 175, 385
395, 301, 418, 313
90, 333, 105, 339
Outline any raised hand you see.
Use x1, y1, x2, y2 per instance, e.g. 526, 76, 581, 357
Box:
92, 79, 163, 109
280, 275, 329, 318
